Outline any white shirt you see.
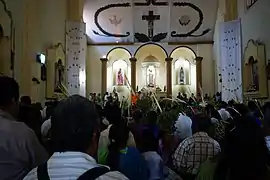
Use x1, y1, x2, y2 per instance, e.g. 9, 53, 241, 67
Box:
142, 151, 164, 180
23, 152, 128, 180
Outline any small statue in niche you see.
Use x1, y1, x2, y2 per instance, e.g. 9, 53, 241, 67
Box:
54, 59, 65, 92
116, 68, 124, 85
147, 66, 155, 87
178, 67, 185, 85
248, 57, 259, 92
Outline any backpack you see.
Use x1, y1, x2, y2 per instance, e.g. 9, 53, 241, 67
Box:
37, 161, 110, 180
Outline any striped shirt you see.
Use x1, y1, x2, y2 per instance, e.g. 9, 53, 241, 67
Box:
23, 152, 129, 180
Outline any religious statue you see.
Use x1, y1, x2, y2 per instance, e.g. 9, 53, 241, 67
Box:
147, 66, 155, 87
116, 68, 124, 85
178, 67, 185, 84
251, 61, 259, 90
54, 59, 65, 92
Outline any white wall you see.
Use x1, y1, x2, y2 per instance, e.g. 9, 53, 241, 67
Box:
0, 0, 67, 102
238, 0, 270, 60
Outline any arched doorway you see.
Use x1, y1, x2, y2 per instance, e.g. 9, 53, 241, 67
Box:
170, 46, 197, 97
134, 43, 168, 91
106, 47, 132, 101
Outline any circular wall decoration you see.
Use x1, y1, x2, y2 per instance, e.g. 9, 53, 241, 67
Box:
171, 2, 211, 37
93, 3, 131, 37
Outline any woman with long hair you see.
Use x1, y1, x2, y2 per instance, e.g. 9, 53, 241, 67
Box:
106, 123, 148, 180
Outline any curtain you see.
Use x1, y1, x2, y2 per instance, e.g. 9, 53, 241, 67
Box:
219, 19, 242, 102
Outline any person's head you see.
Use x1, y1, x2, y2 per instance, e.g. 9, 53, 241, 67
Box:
51, 95, 100, 157
192, 113, 212, 134
219, 101, 228, 109
263, 102, 270, 127
107, 123, 129, 170
222, 114, 269, 180
0, 76, 20, 117
248, 101, 258, 112
147, 110, 157, 124
141, 128, 158, 152
205, 104, 221, 119
20, 96, 32, 106
233, 103, 250, 116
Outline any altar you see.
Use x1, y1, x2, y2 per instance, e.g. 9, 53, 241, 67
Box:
103, 44, 200, 98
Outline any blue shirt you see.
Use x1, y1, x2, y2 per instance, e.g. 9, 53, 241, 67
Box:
119, 147, 149, 180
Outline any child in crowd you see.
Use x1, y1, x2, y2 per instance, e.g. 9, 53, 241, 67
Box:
141, 128, 164, 180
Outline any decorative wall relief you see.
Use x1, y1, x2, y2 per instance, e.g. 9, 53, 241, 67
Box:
134, 10, 167, 42
109, 15, 122, 27
93, 3, 131, 37
246, 0, 258, 10
171, 2, 211, 38
66, 21, 87, 96
179, 15, 191, 26
84, 0, 217, 43
133, 3, 169, 42
133, 0, 168, 6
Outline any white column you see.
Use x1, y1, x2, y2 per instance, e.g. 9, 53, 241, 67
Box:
66, 21, 87, 96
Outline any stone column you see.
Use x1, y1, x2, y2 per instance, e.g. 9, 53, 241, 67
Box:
225, 0, 238, 21
165, 57, 173, 97
195, 56, 203, 95
67, 0, 85, 21
100, 58, 108, 95
130, 57, 137, 92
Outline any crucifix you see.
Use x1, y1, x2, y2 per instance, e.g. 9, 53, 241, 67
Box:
142, 11, 160, 38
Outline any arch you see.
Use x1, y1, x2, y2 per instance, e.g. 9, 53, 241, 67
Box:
106, 47, 132, 59
169, 46, 197, 58
134, 42, 168, 57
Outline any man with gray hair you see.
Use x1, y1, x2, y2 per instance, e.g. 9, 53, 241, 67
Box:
24, 95, 128, 180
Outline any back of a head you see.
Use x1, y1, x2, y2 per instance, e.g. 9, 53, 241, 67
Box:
233, 103, 250, 116
192, 113, 212, 134
105, 105, 121, 125
0, 76, 19, 108
141, 128, 158, 152
219, 101, 228, 109
147, 110, 157, 124
107, 123, 130, 170
20, 96, 31, 106
51, 95, 99, 153
226, 115, 269, 179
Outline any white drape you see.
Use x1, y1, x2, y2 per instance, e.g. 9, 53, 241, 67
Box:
219, 20, 242, 102
66, 21, 87, 96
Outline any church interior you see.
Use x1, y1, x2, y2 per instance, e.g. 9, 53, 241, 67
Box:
0, 0, 269, 103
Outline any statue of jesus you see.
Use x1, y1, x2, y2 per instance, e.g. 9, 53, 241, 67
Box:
147, 67, 155, 87
116, 68, 124, 85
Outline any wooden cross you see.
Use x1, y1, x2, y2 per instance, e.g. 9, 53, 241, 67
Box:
142, 11, 160, 38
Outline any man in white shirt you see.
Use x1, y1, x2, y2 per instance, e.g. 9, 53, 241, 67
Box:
0, 76, 48, 180
24, 95, 128, 180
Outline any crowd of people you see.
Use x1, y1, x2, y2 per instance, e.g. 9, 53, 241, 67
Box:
0, 75, 270, 180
